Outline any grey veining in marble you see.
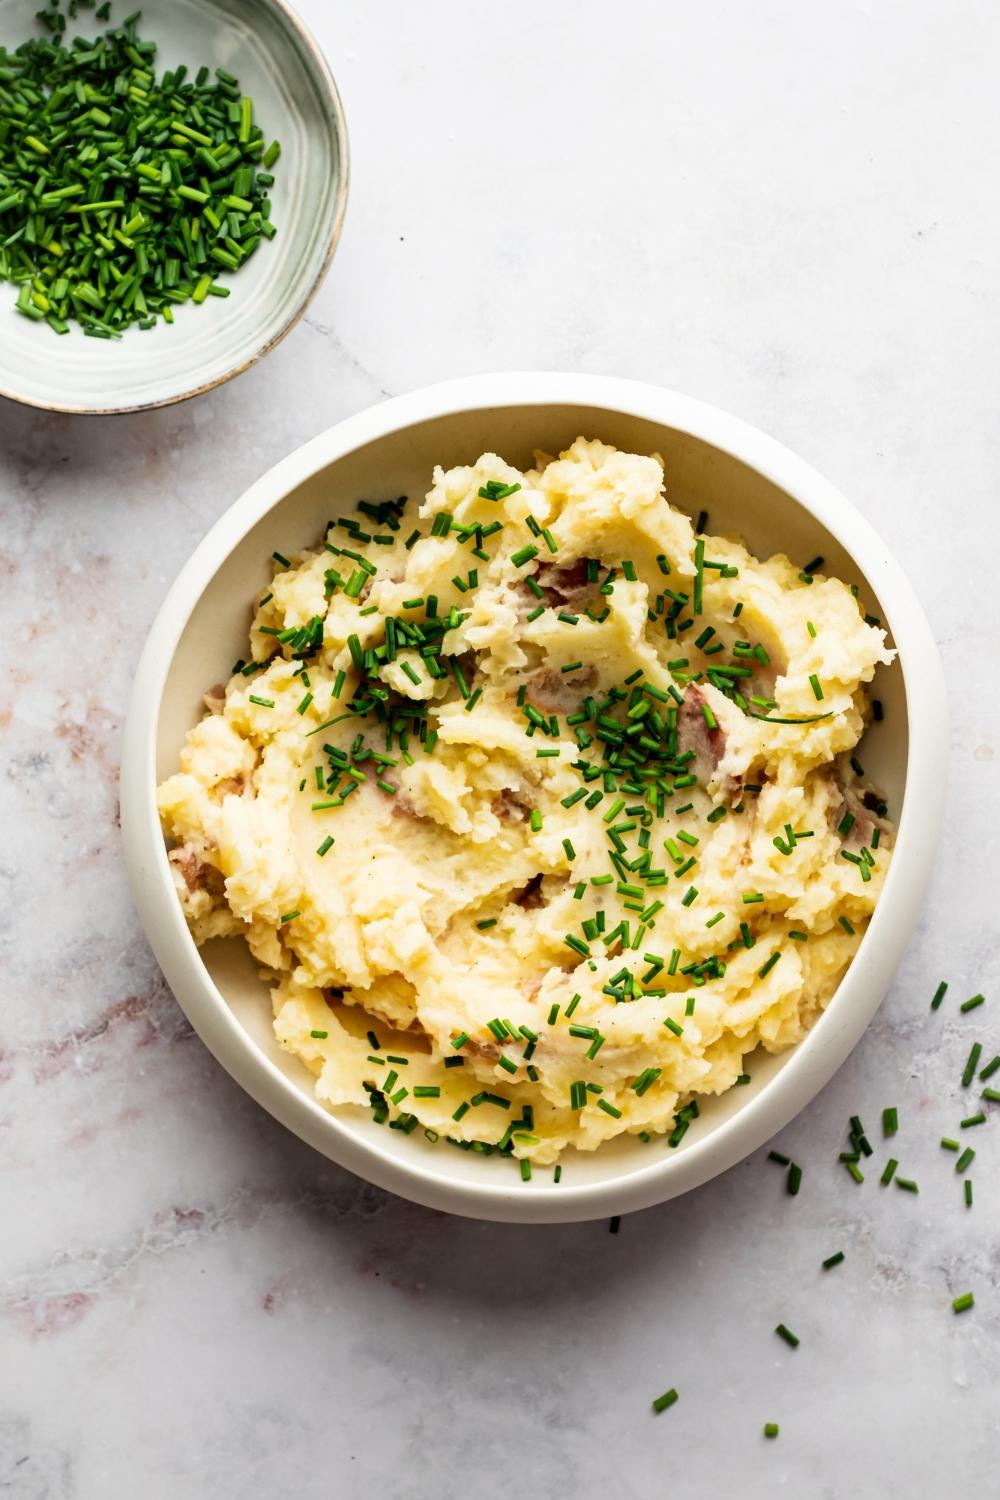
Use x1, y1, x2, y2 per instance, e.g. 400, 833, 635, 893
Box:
2, 1, 999, 1495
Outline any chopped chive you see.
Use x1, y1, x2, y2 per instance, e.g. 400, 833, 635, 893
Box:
822, 1251, 845, 1270
952, 1293, 974, 1314
693, 538, 704, 614
961, 994, 985, 1013
882, 1107, 898, 1137
930, 980, 948, 1010
962, 1043, 982, 1087
764, 1423, 780, 1439
880, 1157, 897, 1185
774, 1324, 799, 1349
652, 1388, 679, 1414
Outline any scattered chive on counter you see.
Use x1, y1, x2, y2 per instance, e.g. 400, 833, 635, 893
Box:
648, 973, 988, 1429
777, 986, 993, 1380
651, 1387, 678, 1414
0, 1, 280, 337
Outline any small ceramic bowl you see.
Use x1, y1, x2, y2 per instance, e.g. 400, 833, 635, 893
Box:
0, 0, 347, 414
121, 374, 948, 1222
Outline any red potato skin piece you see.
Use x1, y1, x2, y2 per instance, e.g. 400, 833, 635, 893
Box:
492, 789, 532, 822
835, 773, 892, 847
535, 557, 595, 604
525, 664, 597, 715
514, 557, 598, 613
168, 843, 225, 896
169, 843, 203, 893
677, 684, 727, 777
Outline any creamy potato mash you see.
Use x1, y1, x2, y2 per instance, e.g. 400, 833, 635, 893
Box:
158, 438, 894, 1168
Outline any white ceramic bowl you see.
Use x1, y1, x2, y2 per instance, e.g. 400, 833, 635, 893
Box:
0, 0, 347, 414
121, 374, 948, 1222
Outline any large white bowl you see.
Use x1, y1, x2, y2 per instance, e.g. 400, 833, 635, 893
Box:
0, 0, 348, 413
121, 374, 948, 1222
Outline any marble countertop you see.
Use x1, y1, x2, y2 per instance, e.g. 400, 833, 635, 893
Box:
2, 0, 998, 1494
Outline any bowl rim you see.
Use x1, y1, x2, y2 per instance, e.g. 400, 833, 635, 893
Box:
121, 373, 948, 1222
0, 0, 350, 417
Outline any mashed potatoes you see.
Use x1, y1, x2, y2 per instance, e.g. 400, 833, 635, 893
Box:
158, 438, 894, 1168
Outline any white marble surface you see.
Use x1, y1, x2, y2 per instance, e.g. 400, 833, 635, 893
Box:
2, 0, 998, 1494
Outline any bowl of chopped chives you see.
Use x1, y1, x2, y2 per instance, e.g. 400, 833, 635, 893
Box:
0, 0, 347, 413
121, 373, 948, 1222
